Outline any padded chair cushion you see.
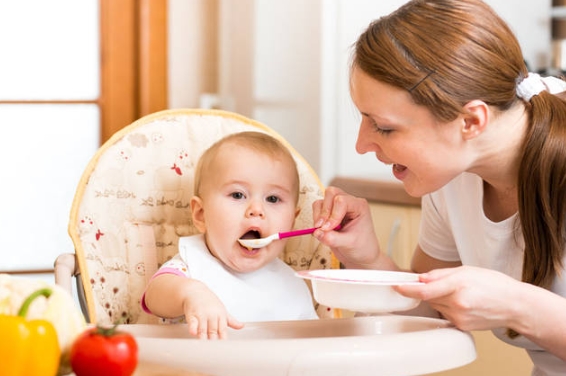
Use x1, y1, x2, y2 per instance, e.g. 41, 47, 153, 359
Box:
69, 109, 338, 325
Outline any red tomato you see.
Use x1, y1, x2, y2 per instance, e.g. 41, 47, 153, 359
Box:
70, 325, 138, 376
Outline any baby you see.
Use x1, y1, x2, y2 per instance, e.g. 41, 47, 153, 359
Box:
142, 131, 318, 339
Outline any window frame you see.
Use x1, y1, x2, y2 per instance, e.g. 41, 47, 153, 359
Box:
101, 0, 168, 142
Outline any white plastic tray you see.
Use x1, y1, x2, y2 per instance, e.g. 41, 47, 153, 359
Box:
123, 315, 476, 376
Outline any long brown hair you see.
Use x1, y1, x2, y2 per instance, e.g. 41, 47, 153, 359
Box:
354, 0, 566, 334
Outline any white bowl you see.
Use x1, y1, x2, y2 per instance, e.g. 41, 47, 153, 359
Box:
296, 269, 422, 313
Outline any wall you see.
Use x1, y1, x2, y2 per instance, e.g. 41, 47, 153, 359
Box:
168, 0, 218, 109
217, 0, 324, 177
168, 0, 551, 185
321, 0, 551, 184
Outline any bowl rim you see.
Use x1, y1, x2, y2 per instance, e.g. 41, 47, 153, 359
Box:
296, 269, 423, 286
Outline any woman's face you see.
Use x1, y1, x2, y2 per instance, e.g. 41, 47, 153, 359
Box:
350, 66, 471, 197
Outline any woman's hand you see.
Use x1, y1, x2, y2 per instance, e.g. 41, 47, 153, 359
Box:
312, 186, 396, 270
396, 266, 524, 331
182, 280, 244, 339
397, 265, 566, 361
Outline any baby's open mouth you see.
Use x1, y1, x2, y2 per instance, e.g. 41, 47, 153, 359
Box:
238, 230, 263, 252
240, 230, 261, 240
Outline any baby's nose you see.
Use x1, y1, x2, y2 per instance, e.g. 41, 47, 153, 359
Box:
246, 201, 265, 218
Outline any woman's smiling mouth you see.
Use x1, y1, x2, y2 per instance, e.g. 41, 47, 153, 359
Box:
392, 163, 408, 180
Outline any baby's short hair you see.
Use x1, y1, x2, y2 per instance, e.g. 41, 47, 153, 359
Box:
193, 131, 300, 202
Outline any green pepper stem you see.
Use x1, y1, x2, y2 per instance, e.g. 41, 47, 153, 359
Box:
17, 288, 53, 318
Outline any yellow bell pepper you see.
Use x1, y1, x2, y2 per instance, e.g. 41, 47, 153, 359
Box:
0, 288, 61, 376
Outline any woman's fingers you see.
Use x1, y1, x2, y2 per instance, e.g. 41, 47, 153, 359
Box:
397, 266, 523, 332
418, 267, 461, 282
316, 188, 371, 232
395, 268, 460, 301
313, 186, 347, 228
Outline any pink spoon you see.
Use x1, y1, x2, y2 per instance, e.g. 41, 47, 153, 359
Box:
238, 225, 341, 249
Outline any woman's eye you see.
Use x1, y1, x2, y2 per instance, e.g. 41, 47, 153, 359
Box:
266, 195, 280, 203
366, 116, 392, 135
371, 121, 392, 135
230, 192, 244, 199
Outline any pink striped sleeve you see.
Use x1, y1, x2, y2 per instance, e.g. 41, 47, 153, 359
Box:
140, 267, 189, 314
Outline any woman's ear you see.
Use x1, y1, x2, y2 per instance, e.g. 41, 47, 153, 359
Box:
461, 100, 489, 140
190, 196, 206, 233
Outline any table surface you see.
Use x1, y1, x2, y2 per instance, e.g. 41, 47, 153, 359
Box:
66, 361, 210, 376
134, 361, 210, 376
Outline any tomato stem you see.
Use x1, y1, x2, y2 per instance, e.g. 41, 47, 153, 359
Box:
94, 323, 119, 336
94, 318, 126, 336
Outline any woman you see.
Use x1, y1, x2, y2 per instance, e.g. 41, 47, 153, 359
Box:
312, 0, 566, 374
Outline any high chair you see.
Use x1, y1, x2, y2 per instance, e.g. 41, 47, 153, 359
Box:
54, 108, 340, 325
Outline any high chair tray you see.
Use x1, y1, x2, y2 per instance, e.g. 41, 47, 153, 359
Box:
122, 315, 476, 376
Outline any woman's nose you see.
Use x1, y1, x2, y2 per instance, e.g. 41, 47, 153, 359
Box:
355, 125, 370, 154
355, 123, 379, 155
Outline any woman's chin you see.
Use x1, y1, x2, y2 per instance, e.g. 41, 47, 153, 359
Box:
403, 185, 424, 198
397, 174, 427, 198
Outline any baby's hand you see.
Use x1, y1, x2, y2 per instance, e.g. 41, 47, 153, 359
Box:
187, 312, 244, 340
183, 281, 244, 339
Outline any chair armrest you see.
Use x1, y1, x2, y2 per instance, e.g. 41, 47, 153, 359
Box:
54, 253, 79, 295
54, 253, 90, 322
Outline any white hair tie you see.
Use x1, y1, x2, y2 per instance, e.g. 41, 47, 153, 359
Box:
516, 73, 566, 102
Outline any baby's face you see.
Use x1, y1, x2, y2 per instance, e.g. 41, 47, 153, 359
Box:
195, 145, 298, 273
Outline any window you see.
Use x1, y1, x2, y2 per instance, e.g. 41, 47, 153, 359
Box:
0, 0, 167, 274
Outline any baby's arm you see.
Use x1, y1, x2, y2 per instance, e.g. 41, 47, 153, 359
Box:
143, 273, 244, 339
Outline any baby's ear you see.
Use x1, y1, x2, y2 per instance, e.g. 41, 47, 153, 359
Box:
295, 207, 301, 219
190, 196, 206, 233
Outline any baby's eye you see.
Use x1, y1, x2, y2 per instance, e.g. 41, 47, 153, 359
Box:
266, 195, 280, 203
230, 192, 245, 199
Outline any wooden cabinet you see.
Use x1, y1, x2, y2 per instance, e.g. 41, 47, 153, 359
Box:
368, 201, 420, 270
430, 330, 533, 376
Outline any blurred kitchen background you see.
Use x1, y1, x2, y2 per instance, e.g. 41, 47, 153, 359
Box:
0, 0, 558, 278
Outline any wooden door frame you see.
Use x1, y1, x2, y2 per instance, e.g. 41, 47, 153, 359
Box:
101, 0, 168, 143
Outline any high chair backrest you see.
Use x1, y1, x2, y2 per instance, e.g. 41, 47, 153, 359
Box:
68, 109, 339, 325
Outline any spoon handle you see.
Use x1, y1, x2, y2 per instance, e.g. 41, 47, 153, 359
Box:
278, 227, 317, 239
278, 224, 342, 240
